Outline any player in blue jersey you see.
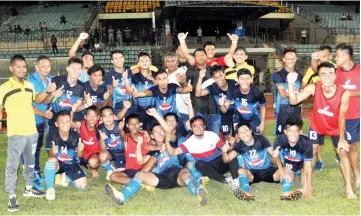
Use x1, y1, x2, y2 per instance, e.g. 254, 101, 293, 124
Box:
74, 65, 110, 121
222, 123, 281, 201
105, 116, 208, 206
195, 65, 237, 139
133, 70, 193, 119
123, 52, 156, 128
221, 68, 266, 134
273, 48, 302, 135
43, 57, 91, 152
43, 111, 88, 201
27, 56, 57, 189
98, 106, 129, 180
272, 116, 313, 200
104, 50, 136, 116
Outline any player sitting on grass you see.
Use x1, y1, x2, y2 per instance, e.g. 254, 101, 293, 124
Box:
44, 111, 88, 200
272, 116, 313, 201
221, 123, 281, 201
70, 105, 101, 179
105, 113, 208, 206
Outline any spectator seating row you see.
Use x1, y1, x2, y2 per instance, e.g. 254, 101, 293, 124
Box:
105, 1, 161, 13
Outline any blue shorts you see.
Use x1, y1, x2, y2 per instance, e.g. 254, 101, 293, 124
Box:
57, 163, 86, 181
236, 117, 261, 134
308, 127, 339, 147
346, 118, 360, 144
109, 150, 126, 169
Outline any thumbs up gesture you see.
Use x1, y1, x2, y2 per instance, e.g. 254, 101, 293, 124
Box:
78, 138, 84, 152
98, 130, 108, 141
178, 32, 188, 41
84, 92, 92, 107
103, 88, 111, 101
44, 107, 53, 120
52, 141, 58, 155
52, 85, 64, 97
186, 80, 193, 92
46, 82, 57, 93
112, 76, 119, 88
218, 93, 226, 106
272, 146, 281, 158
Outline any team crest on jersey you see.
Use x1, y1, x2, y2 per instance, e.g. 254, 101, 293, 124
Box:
342, 79, 356, 90
57, 154, 72, 162
59, 99, 73, 108
317, 106, 334, 117
237, 107, 252, 114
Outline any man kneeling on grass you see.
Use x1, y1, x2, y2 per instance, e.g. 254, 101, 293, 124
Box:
105, 110, 208, 206
272, 116, 313, 200
44, 111, 88, 200
222, 123, 281, 201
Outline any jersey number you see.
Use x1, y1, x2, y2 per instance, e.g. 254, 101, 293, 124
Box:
290, 150, 296, 157
66, 90, 73, 99
91, 96, 97, 103
241, 98, 248, 106
60, 146, 68, 154
249, 149, 257, 158
309, 131, 317, 140
145, 81, 149, 89
222, 125, 229, 132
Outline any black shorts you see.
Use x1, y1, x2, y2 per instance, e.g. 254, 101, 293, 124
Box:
154, 166, 182, 189
221, 118, 233, 136
109, 150, 126, 169
284, 161, 303, 173
57, 163, 86, 181
123, 169, 139, 178
250, 167, 279, 184
308, 127, 339, 147
275, 105, 301, 135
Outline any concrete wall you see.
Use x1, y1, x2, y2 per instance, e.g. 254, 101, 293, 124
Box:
288, 15, 328, 44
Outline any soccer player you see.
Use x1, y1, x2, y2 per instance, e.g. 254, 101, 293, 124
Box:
222, 123, 280, 201
69, 32, 94, 82
288, 62, 355, 199
0, 55, 45, 212
164, 116, 231, 182
302, 45, 335, 88
105, 118, 208, 206
195, 65, 237, 139
71, 105, 101, 179
272, 116, 313, 201
98, 105, 130, 180
132, 70, 193, 118
130, 49, 158, 73
106, 113, 150, 185
224, 46, 256, 82
335, 43, 360, 190
104, 50, 136, 116
273, 48, 302, 135
43, 57, 89, 153
44, 111, 88, 201
177, 32, 238, 67
123, 52, 156, 128
27, 55, 57, 189
221, 68, 266, 134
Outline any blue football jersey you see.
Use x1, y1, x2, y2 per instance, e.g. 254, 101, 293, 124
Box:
150, 83, 179, 117
97, 121, 125, 153
52, 130, 80, 165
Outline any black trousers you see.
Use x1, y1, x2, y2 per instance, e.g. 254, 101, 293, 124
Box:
195, 156, 239, 182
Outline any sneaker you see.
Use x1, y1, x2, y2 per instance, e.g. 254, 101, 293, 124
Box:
141, 184, 155, 192
196, 187, 208, 206
105, 184, 125, 205
314, 160, 324, 171
280, 190, 303, 201
335, 155, 340, 165
55, 174, 62, 186
55, 173, 69, 186
197, 176, 210, 187
234, 188, 255, 201
33, 179, 45, 191
23, 186, 46, 197
45, 188, 56, 200
224, 177, 239, 191
8, 197, 19, 212
34, 172, 46, 183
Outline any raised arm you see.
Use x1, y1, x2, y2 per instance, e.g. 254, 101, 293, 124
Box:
195, 69, 208, 97
146, 108, 171, 133
69, 33, 89, 58
178, 32, 196, 66
35, 82, 56, 104
288, 72, 314, 105
165, 132, 183, 156
135, 135, 150, 165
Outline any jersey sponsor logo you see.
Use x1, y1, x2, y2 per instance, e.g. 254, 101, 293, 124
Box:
57, 154, 73, 162
109, 139, 120, 148
237, 107, 252, 114
248, 159, 264, 167
284, 155, 301, 162
159, 104, 172, 111
59, 99, 73, 108
341, 79, 356, 90
159, 155, 170, 167
317, 106, 334, 117
83, 137, 95, 146
119, 86, 127, 94
128, 153, 136, 158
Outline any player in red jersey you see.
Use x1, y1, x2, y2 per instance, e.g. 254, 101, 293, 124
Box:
71, 105, 101, 179
287, 62, 356, 199
335, 43, 360, 190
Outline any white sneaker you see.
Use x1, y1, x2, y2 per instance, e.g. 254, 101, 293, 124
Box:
61, 173, 69, 187
106, 170, 114, 181
45, 188, 56, 200
225, 177, 239, 191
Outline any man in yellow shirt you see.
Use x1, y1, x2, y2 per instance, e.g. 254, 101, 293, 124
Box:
224, 46, 255, 82
0, 55, 45, 212
301, 45, 336, 88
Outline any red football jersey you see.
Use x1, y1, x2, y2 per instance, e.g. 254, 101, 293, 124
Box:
79, 120, 100, 159
310, 82, 345, 136
124, 133, 148, 170
335, 63, 360, 119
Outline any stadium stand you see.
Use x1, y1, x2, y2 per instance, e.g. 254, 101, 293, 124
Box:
104, 1, 161, 13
